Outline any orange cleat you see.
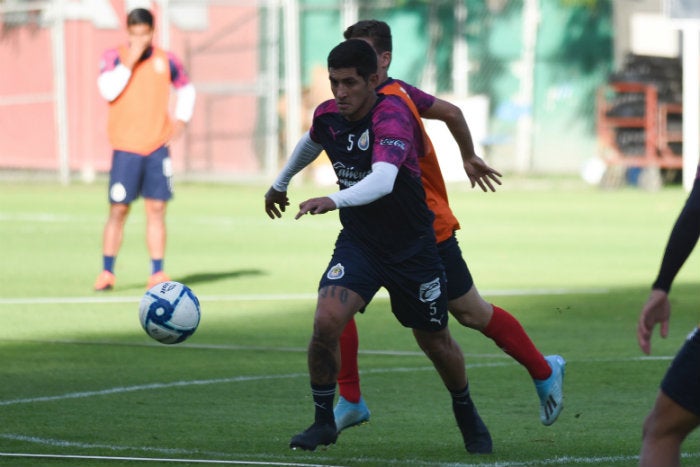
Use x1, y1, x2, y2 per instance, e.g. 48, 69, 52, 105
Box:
147, 271, 171, 289
94, 270, 116, 291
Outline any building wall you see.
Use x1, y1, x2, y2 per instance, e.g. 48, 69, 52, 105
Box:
0, 0, 262, 179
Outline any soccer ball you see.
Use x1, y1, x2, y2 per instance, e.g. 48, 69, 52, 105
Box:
139, 281, 201, 344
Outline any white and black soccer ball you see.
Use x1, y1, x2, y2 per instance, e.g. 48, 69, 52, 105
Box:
139, 281, 201, 344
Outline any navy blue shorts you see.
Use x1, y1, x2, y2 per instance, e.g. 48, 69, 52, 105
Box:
437, 234, 474, 300
660, 326, 700, 416
108, 146, 173, 204
318, 232, 448, 331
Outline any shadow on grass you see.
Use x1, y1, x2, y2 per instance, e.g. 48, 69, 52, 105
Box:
118, 269, 265, 292
175, 269, 265, 287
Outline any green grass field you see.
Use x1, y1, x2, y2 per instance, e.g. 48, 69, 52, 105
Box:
1, 177, 699, 467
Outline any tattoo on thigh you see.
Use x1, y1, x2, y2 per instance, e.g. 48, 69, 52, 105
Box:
319, 286, 349, 304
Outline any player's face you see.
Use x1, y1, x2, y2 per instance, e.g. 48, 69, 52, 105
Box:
329, 67, 378, 121
127, 23, 154, 51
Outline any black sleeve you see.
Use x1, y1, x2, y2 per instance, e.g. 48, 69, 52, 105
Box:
652, 176, 700, 292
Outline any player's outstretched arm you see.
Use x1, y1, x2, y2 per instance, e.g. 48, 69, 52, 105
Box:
422, 98, 502, 192
637, 289, 671, 355
264, 187, 290, 219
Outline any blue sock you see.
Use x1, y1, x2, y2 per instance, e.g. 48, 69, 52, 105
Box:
151, 259, 163, 275
103, 256, 115, 273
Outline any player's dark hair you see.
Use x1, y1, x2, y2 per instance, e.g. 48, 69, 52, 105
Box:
327, 39, 378, 82
343, 19, 392, 54
127, 8, 154, 28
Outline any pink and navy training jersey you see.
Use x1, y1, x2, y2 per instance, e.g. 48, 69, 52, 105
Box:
309, 94, 435, 262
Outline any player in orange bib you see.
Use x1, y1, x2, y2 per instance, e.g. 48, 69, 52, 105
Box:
93, 8, 195, 292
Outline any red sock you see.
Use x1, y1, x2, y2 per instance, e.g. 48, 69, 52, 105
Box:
338, 317, 362, 403
482, 305, 551, 380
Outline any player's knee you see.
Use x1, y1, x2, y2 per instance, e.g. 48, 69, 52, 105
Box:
312, 308, 348, 341
414, 328, 454, 357
108, 204, 130, 223
448, 299, 491, 329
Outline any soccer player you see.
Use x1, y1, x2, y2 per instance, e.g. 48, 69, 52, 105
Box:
271, 39, 492, 455
267, 19, 566, 434
93, 8, 195, 291
637, 164, 700, 467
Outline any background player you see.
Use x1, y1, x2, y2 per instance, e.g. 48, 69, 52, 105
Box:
93, 7, 195, 291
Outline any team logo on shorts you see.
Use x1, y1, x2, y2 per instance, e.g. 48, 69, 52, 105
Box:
326, 263, 345, 280
357, 129, 370, 151
110, 182, 127, 203
418, 277, 442, 303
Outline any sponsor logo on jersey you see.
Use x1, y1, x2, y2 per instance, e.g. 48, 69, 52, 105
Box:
332, 161, 370, 188
379, 137, 406, 151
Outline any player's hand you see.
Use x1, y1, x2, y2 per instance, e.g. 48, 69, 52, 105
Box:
295, 197, 336, 219
264, 187, 289, 219
637, 288, 671, 355
124, 36, 151, 69
463, 155, 502, 192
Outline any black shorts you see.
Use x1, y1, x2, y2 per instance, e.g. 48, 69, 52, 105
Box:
437, 234, 474, 300
318, 232, 448, 331
108, 146, 173, 204
660, 326, 700, 417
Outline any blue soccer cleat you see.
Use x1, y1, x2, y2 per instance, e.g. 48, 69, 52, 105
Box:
535, 354, 566, 426
333, 395, 370, 433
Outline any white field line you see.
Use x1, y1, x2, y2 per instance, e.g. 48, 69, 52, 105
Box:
0, 355, 686, 467
3, 446, 699, 467
0, 452, 351, 467
0, 450, 626, 467
0, 288, 609, 306
0, 452, 350, 467
0, 356, 669, 409
0, 363, 513, 408
0, 337, 509, 358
